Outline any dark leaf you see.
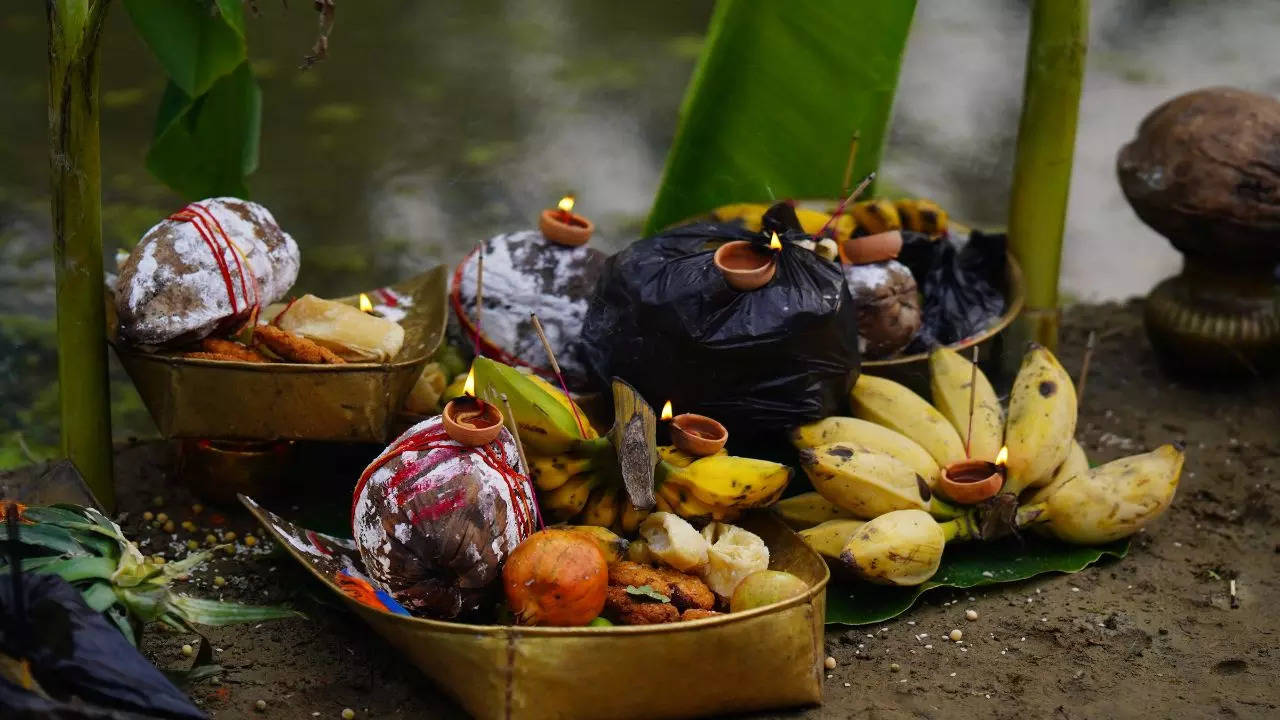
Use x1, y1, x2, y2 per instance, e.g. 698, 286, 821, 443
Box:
122, 0, 247, 97
79, 581, 119, 613
166, 593, 304, 625
147, 60, 262, 199
32, 555, 117, 583
645, 0, 917, 233
6, 522, 89, 557
825, 536, 1129, 626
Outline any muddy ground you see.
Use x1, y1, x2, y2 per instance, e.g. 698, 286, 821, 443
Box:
18, 301, 1280, 719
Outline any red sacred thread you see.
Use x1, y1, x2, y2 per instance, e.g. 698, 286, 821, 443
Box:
167, 203, 260, 317
350, 423, 539, 536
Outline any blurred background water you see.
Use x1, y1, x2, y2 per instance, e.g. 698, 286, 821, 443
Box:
2, 0, 1278, 464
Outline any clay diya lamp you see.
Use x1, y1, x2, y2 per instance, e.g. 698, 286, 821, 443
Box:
938, 455, 1005, 504
539, 195, 594, 247
714, 233, 781, 291
839, 230, 902, 265
442, 371, 505, 446
670, 413, 729, 457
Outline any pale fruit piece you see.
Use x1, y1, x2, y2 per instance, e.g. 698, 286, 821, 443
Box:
639, 512, 709, 572
699, 523, 770, 598
840, 509, 945, 586
729, 570, 809, 612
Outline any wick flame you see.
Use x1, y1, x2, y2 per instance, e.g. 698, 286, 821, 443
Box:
768, 231, 782, 251
463, 367, 476, 397
557, 195, 576, 214
358, 293, 374, 313
995, 446, 1009, 466
660, 400, 673, 421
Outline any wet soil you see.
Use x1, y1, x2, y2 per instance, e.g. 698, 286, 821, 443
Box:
16, 301, 1280, 719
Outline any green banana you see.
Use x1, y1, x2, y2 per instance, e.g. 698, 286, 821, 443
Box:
772, 491, 857, 530
797, 518, 864, 560
929, 346, 1003, 462
1003, 346, 1077, 495
472, 356, 599, 456
791, 417, 940, 486
799, 443, 959, 520
851, 374, 967, 467
1022, 444, 1183, 545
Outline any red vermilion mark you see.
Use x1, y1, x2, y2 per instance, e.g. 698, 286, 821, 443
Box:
407, 488, 468, 525
375, 287, 399, 307
168, 202, 261, 321
306, 530, 333, 556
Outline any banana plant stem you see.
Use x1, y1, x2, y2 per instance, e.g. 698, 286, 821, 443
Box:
48, 0, 114, 509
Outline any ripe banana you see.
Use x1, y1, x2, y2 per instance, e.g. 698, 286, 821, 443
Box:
527, 454, 595, 492
657, 450, 791, 512
1029, 444, 1183, 545
851, 199, 901, 235
839, 509, 945, 586
771, 491, 856, 530
580, 486, 621, 529
894, 198, 948, 236
540, 474, 596, 522
618, 501, 651, 535
1024, 439, 1088, 505
791, 417, 940, 486
797, 518, 864, 560
561, 524, 629, 563
1003, 346, 1077, 495
929, 346, 1003, 462
850, 374, 967, 467
799, 443, 957, 520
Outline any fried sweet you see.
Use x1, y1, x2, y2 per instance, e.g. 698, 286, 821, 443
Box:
603, 585, 680, 625
254, 324, 346, 364
199, 337, 269, 363
183, 351, 251, 363
607, 561, 714, 611
680, 608, 722, 621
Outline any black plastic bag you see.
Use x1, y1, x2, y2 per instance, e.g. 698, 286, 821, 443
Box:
0, 573, 206, 720
578, 218, 860, 436
900, 229, 1007, 352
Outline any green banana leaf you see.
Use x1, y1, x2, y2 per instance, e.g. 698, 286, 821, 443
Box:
645, 0, 917, 234
825, 536, 1128, 626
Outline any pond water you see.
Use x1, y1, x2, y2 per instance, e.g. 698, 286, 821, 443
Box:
3, 0, 1278, 465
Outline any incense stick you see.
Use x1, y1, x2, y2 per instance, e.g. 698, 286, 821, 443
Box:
965, 345, 979, 457
815, 171, 876, 240
530, 313, 587, 438
1077, 330, 1097, 408
497, 391, 542, 529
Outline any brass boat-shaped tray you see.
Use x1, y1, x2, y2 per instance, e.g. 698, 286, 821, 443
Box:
111, 265, 448, 444
241, 495, 830, 720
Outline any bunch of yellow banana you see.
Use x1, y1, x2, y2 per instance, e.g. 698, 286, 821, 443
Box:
474, 357, 792, 532
653, 446, 791, 524
710, 197, 949, 244
784, 344, 1185, 585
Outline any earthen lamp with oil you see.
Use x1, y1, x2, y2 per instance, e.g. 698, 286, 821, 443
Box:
539, 194, 594, 247
714, 232, 782, 291
661, 400, 728, 456
442, 369, 505, 446
938, 446, 1008, 504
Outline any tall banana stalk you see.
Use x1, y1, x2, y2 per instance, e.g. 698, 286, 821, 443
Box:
47, 0, 114, 508
1007, 0, 1088, 351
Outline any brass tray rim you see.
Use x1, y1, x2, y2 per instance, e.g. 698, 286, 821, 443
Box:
241, 494, 831, 638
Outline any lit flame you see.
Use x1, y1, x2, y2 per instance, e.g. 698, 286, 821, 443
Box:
660, 400, 673, 421
995, 446, 1008, 466
463, 367, 476, 397
768, 232, 782, 251
557, 195, 576, 214
358, 293, 374, 313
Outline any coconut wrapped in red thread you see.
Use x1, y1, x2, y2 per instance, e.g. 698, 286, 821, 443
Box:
115, 197, 300, 347
352, 415, 540, 619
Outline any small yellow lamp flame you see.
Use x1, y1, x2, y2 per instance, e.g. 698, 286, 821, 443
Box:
660, 400, 673, 421
995, 446, 1009, 466
358, 293, 374, 313
557, 195, 576, 214
768, 232, 782, 251
463, 367, 476, 397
